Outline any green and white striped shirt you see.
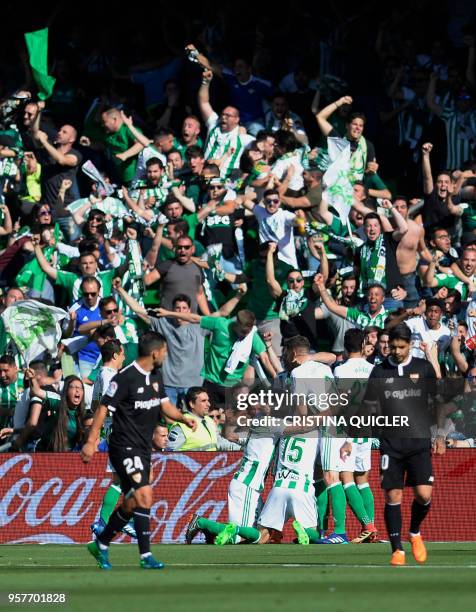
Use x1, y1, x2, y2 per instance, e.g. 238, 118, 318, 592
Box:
0, 371, 25, 428
435, 272, 472, 301
274, 434, 319, 494
233, 430, 280, 492
346, 306, 387, 330
441, 107, 476, 170
204, 113, 245, 178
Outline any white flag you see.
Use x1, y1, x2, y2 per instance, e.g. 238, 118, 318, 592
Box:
323, 136, 354, 223
1, 300, 69, 364
82, 160, 115, 197
66, 196, 129, 218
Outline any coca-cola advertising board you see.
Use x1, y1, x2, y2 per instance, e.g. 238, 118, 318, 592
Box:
0, 451, 475, 544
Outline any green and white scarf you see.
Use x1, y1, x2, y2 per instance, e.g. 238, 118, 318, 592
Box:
359, 234, 386, 296
299, 145, 311, 170
0, 157, 18, 179
279, 289, 308, 321
348, 137, 367, 183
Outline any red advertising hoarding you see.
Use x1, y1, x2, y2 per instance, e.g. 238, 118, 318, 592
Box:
0, 451, 475, 544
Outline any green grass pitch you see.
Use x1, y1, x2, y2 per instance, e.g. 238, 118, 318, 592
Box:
0, 543, 474, 612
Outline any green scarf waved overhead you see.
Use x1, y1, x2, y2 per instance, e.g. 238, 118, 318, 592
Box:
358, 234, 386, 297
24, 28, 56, 100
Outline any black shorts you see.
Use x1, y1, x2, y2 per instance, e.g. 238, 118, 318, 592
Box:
108, 446, 151, 495
380, 448, 434, 490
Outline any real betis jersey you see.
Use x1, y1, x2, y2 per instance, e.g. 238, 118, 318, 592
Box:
129, 174, 169, 207
334, 357, 374, 431
274, 434, 319, 494
116, 271, 144, 318
174, 136, 203, 158
92, 366, 117, 441
92, 366, 117, 404
435, 272, 471, 300
233, 429, 280, 492
290, 360, 335, 415
334, 357, 374, 380
346, 306, 387, 329
440, 107, 476, 170
204, 113, 245, 178
0, 372, 25, 428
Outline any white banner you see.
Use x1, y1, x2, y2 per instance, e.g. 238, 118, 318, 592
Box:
1, 300, 69, 364
323, 136, 354, 223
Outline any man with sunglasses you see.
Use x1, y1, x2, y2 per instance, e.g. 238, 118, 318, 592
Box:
78, 296, 138, 366
266, 248, 323, 351
70, 277, 103, 378
19, 101, 56, 165
199, 176, 244, 274
145, 236, 210, 315
241, 188, 298, 268
315, 275, 388, 330
198, 69, 253, 179
32, 240, 119, 306
145, 195, 202, 263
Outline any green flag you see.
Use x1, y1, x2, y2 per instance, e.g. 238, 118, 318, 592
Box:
24, 28, 56, 100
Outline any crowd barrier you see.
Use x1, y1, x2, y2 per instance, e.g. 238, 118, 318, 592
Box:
0, 451, 475, 543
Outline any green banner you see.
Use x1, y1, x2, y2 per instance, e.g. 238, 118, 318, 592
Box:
24, 28, 56, 100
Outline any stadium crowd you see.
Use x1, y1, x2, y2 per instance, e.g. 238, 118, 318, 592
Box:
0, 3, 476, 454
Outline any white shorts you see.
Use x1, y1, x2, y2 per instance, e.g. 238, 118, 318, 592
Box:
228, 479, 262, 527
345, 440, 372, 473
320, 437, 347, 472
258, 486, 317, 531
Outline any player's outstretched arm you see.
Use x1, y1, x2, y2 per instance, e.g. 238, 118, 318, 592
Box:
308, 352, 336, 366
314, 274, 348, 320
161, 399, 198, 431
156, 308, 202, 324
81, 404, 108, 463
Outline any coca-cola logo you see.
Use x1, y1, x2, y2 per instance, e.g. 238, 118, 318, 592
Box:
0, 453, 241, 544
2, 452, 472, 543
149, 453, 240, 543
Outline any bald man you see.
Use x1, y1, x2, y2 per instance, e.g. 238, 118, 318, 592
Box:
33, 124, 82, 217
100, 108, 144, 184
